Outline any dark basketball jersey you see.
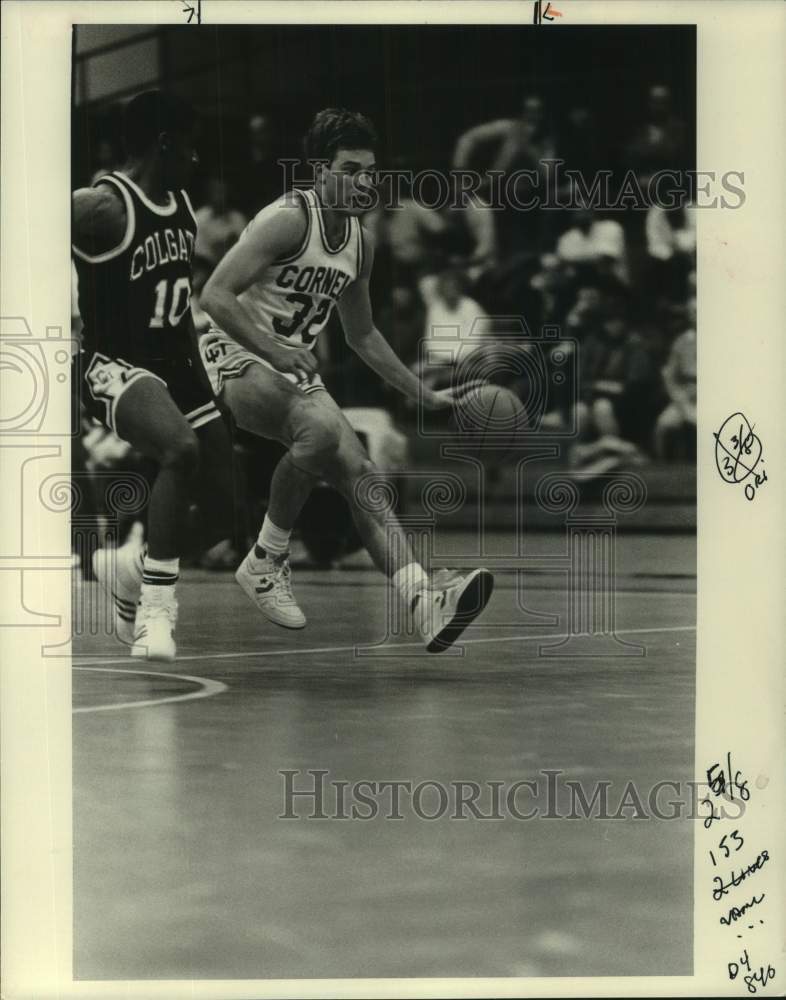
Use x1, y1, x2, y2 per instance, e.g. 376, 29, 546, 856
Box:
73, 170, 198, 364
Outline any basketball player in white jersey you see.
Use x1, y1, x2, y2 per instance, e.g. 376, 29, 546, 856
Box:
200, 109, 494, 651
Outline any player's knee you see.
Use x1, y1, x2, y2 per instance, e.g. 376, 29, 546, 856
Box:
160, 430, 200, 475
317, 419, 343, 459
290, 414, 341, 475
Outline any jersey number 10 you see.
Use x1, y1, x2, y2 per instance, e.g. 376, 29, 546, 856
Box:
149, 276, 192, 329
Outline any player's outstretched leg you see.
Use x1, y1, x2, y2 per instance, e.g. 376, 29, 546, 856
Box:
105, 376, 201, 661
310, 394, 495, 652
222, 366, 342, 630
338, 477, 494, 652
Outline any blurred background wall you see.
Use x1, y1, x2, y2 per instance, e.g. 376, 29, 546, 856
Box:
73, 24, 695, 190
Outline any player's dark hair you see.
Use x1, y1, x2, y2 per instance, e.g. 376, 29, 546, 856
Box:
303, 108, 378, 165
122, 90, 196, 157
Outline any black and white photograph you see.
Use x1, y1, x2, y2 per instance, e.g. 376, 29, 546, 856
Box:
70, 15, 699, 979
1, 2, 783, 998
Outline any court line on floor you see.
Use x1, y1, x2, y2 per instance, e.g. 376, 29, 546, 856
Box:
73, 667, 228, 714
72, 623, 695, 669
173, 576, 696, 593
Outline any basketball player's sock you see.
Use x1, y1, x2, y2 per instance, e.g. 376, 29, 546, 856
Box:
140, 555, 179, 602
134, 555, 179, 661
392, 563, 430, 610
254, 516, 291, 561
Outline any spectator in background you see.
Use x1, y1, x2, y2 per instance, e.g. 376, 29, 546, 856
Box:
557, 206, 629, 286
528, 252, 577, 326
380, 172, 497, 287
452, 94, 556, 179
248, 111, 274, 161
539, 284, 605, 431
383, 187, 448, 284
646, 203, 696, 262
571, 294, 657, 467
195, 176, 248, 266
376, 284, 426, 367
654, 297, 696, 459
565, 285, 605, 340
442, 192, 498, 284
423, 270, 489, 341
559, 106, 603, 179
452, 94, 557, 256
645, 202, 695, 301
625, 84, 687, 179
414, 270, 490, 388
236, 110, 282, 217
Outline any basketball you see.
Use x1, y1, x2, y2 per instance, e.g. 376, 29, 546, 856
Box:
449, 383, 526, 460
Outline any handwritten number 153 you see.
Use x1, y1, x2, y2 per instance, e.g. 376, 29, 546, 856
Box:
709, 828, 744, 866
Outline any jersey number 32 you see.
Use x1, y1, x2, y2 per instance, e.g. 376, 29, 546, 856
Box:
272, 293, 332, 345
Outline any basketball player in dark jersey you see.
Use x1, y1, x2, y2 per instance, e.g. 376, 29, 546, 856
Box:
73, 90, 227, 662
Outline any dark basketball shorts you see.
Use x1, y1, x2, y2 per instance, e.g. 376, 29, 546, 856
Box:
77, 349, 222, 435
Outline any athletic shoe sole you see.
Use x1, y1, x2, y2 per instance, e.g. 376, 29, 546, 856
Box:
426, 568, 495, 654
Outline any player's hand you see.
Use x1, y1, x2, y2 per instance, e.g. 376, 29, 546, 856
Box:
421, 380, 487, 411
268, 342, 319, 382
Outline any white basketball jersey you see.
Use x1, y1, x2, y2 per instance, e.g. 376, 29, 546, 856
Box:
237, 187, 364, 350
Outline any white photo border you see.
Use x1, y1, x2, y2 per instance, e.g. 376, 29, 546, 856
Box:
1, 2, 784, 998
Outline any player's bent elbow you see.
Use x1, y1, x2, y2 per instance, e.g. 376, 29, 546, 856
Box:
344, 326, 374, 350
199, 282, 222, 318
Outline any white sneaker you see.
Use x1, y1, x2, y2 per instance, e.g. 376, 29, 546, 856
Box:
92, 530, 144, 646
235, 548, 306, 629
131, 587, 177, 662
413, 568, 494, 653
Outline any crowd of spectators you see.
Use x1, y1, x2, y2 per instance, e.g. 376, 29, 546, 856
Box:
354, 82, 694, 467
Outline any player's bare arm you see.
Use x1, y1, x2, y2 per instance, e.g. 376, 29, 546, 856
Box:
201, 197, 318, 381
338, 226, 483, 410
72, 186, 127, 256
452, 119, 514, 170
